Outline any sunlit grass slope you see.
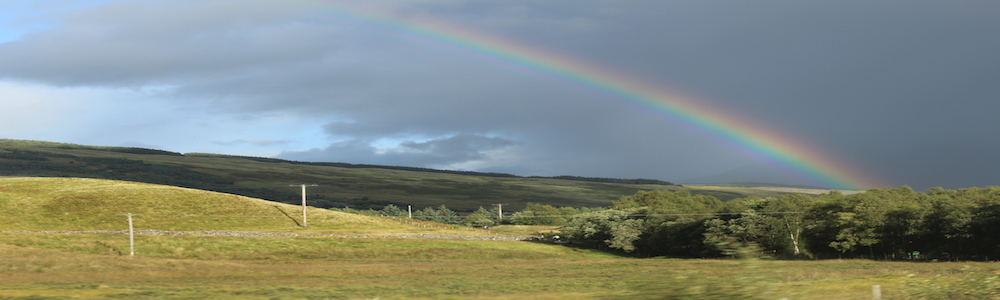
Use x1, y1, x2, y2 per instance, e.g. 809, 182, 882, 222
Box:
0, 177, 496, 236
1, 178, 995, 299
0, 177, 604, 263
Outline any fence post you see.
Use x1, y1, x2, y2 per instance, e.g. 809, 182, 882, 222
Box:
127, 213, 135, 256
872, 285, 881, 300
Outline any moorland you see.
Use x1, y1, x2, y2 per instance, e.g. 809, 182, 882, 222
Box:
1, 139, 998, 299
0, 139, 790, 211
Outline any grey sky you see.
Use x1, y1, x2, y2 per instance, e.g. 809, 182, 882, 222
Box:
0, 0, 997, 190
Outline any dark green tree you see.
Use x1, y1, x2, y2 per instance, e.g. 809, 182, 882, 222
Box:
462, 207, 497, 227
509, 203, 567, 225
380, 204, 405, 217
561, 208, 644, 252
414, 205, 461, 224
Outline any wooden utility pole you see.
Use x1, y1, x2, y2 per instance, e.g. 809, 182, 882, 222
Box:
127, 213, 134, 256
290, 184, 317, 227
118, 213, 140, 256
492, 203, 508, 221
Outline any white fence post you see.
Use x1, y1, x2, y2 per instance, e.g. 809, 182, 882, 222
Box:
127, 213, 135, 256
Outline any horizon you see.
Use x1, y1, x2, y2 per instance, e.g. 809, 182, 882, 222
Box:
0, 138, 968, 192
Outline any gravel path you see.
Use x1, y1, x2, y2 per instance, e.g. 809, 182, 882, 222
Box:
0, 230, 541, 241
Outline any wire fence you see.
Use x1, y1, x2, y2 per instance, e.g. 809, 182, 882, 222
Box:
0, 211, 542, 240
0, 224, 980, 299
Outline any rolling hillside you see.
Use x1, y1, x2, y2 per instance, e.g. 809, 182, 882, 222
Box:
0, 177, 977, 300
0, 177, 509, 237
0, 139, 801, 211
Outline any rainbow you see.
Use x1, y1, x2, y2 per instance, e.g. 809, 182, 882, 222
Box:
312, 4, 884, 190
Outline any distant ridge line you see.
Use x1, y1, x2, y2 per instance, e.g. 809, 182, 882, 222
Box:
683, 182, 830, 189
1, 138, 677, 186
182, 154, 678, 185
0, 138, 182, 156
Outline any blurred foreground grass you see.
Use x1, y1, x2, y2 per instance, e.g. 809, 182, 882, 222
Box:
1, 234, 997, 299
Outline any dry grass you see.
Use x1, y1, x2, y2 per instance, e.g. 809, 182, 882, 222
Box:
1, 238, 995, 299
2, 177, 997, 299
0, 177, 509, 237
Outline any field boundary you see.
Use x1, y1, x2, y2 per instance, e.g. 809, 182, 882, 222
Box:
0, 230, 539, 241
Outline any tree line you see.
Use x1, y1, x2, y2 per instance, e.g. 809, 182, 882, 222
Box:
336, 203, 599, 229
559, 187, 1000, 260
350, 186, 1000, 261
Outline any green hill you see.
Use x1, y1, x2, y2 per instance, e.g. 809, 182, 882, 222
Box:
0, 177, 491, 236
0, 139, 704, 211
0, 139, 804, 211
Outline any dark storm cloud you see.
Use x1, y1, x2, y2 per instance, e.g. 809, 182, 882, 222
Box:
522, 1, 1000, 189
0, 0, 997, 190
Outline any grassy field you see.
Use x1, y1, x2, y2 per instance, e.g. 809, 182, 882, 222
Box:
2, 177, 995, 299
1, 236, 996, 299
1, 177, 447, 234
